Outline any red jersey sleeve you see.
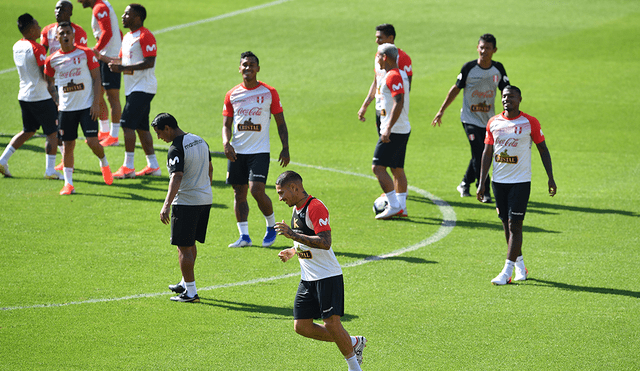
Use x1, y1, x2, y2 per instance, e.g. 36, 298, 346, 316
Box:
74, 25, 88, 47
31, 41, 47, 67
386, 69, 405, 97
267, 85, 284, 115
44, 54, 55, 77
40, 25, 51, 48
81, 47, 100, 70
308, 199, 331, 234
139, 28, 157, 58
222, 88, 235, 117
93, 2, 113, 52
524, 113, 545, 144
398, 49, 413, 77
484, 117, 496, 145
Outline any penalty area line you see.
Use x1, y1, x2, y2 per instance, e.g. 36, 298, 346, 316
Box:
1, 162, 455, 311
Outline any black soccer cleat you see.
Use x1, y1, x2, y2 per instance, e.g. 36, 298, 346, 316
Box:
170, 293, 200, 303
168, 283, 186, 294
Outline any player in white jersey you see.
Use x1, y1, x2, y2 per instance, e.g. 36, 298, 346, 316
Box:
41, 0, 88, 55
78, 0, 123, 145
371, 43, 411, 220
275, 171, 366, 370
154, 113, 213, 303
0, 14, 60, 180
477, 85, 557, 285
105, 4, 160, 179
432, 34, 509, 203
44, 22, 113, 195
358, 23, 413, 134
222, 51, 290, 248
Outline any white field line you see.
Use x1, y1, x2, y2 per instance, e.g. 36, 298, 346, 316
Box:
1, 161, 456, 311
0, 0, 293, 76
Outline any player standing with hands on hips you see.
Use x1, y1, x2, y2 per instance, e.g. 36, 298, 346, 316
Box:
275, 171, 366, 371
477, 85, 556, 285
154, 113, 213, 302
222, 51, 290, 248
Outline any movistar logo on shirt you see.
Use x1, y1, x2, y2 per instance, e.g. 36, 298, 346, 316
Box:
392, 83, 403, 91
318, 218, 328, 226
145, 44, 157, 52
168, 156, 179, 166
96, 11, 108, 19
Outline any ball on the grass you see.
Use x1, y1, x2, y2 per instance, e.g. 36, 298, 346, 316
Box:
373, 193, 388, 215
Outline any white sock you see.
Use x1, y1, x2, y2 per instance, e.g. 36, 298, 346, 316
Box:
63, 167, 74, 186
265, 213, 276, 228
350, 336, 357, 347
124, 152, 135, 169
502, 259, 515, 277
46, 154, 56, 173
515, 256, 526, 271
237, 221, 249, 236
185, 281, 197, 297
109, 122, 120, 138
99, 156, 109, 167
0, 145, 16, 164
345, 355, 361, 371
99, 119, 109, 132
385, 190, 399, 209
396, 192, 407, 210
146, 154, 159, 169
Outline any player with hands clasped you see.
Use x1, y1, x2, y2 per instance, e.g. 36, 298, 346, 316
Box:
222, 51, 290, 248
275, 171, 366, 371
477, 85, 556, 285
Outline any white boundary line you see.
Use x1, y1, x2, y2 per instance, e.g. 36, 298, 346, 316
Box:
0, 0, 293, 76
1, 162, 456, 311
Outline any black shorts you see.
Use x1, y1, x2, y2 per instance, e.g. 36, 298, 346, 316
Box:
170, 204, 212, 246
99, 60, 121, 90
226, 153, 270, 185
19, 99, 58, 135
120, 92, 154, 130
372, 132, 410, 168
492, 181, 531, 221
58, 108, 99, 141
294, 275, 345, 320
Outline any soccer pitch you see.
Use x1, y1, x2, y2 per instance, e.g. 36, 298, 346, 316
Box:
1, 0, 639, 369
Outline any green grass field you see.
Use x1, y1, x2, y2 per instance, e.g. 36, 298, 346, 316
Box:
1, 0, 639, 369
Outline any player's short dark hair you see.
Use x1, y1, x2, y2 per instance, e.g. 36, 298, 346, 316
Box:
57, 21, 72, 30
152, 113, 179, 130
276, 170, 303, 187
503, 85, 521, 96
17, 13, 35, 34
241, 51, 259, 65
129, 3, 146, 22
376, 24, 396, 39
479, 33, 497, 48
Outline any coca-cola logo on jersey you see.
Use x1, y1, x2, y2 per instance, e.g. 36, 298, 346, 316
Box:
471, 90, 495, 99
236, 107, 263, 116
59, 68, 82, 79
495, 138, 519, 147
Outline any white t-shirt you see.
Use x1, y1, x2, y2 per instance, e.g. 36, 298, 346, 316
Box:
44, 46, 100, 111
120, 27, 157, 95
13, 39, 51, 102
376, 68, 411, 134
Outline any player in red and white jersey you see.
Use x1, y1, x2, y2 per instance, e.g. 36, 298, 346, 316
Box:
44, 22, 113, 195
275, 171, 366, 370
477, 85, 557, 285
79, 0, 123, 144
41, 1, 88, 55
370, 43, 411, 220
0, 14, 60, 180
105, 4, 160, 179
358, 23, 413, 133
222, 51, 290, 248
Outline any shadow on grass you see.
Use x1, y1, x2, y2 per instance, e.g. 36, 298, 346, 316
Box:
526, 278, 640, 299
196, 298, 359, 322
335, 251, 437, 265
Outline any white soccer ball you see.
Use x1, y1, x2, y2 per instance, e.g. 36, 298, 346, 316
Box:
373, 193, 388, 215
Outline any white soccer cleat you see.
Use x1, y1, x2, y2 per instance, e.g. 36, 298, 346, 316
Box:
491, 272, 512, 285
375, 205, 403, 220
513, 267, 528, 281
228, 235, 252, 248
0, 162, 12, 178
353, 336, 367, 365
44, 171, 63, 180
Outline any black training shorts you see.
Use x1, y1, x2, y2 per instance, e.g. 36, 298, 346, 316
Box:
293, 275, 345, 320
226, 153, 270, 185
492, 181, 531, 221
58, 108, 98, 141
99, 60, 121, 90
372, 132, 410, 168
19, 99, 58, 135
120, 92, 154, 131
170, 204, 212, 246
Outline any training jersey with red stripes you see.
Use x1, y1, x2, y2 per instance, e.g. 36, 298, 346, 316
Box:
456, 60, 509, 128
91, 0, 122, 58
374, 48, 412, 87
44, 46, 99, 111
223, 81, 283, 154
167, 133, 213, 206
40, 22, 88, 55
291, 195, 342, 282
376, 68, 410, 134
485, 111, 545, 184
120, 26, 157, 95
13, 39, 51, 102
